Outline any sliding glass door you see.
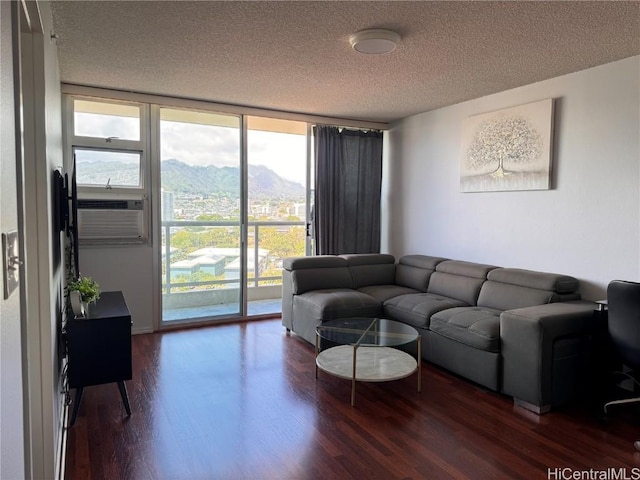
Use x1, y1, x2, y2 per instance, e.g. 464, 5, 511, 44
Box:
159, 111, 310, 324
245, 117, 308, 315
160, 109, 243, 323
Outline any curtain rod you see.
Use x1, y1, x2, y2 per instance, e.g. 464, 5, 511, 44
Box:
313, 124, 382, 134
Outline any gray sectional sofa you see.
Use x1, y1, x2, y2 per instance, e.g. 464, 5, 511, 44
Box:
282, 253, 598, 413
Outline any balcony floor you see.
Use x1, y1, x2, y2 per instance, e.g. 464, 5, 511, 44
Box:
162, 298, 282, 322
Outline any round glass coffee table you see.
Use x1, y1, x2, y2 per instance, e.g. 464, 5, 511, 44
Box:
315, 317, 421, 406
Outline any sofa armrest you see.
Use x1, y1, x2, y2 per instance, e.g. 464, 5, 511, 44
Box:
500, 300, 597, 412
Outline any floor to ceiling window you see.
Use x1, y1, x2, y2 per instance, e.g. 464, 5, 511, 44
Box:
159, 108, 243, 323
65, 93, 313, 328
246, 117, 308, 316
159, 112, 309, 324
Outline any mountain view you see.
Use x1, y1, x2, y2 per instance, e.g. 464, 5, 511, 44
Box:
161, 159, 305, 199
76, 158, 305, 200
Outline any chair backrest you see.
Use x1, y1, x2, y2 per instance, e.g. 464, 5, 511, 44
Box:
608, 280, 640, 369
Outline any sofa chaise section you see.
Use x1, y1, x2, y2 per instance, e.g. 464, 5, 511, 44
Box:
426, 267, 583, 392
282, 254, 392, 344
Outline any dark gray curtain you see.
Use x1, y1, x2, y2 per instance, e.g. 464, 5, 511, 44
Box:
313, 125, 383, 255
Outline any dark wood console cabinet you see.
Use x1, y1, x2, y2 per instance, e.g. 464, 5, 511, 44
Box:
66, 291, 132, 426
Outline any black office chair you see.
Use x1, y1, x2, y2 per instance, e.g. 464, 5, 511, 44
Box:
604, 280, 640, 451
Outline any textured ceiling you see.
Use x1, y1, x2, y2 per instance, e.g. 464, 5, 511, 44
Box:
50, 1, 640, 124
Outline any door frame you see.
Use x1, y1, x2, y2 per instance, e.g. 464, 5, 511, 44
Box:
11, 1, 53, 478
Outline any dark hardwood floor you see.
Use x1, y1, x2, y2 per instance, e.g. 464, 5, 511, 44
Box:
65, 319, 640, 479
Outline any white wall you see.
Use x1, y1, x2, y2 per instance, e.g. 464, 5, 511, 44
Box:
80, 246, 155, 333
385, 56, 640, 300
39, 3, 66, 476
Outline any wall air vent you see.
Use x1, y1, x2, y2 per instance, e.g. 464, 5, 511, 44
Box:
77, 198, 147, 243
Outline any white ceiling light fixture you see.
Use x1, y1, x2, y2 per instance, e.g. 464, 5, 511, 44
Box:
349, 29, 401, 55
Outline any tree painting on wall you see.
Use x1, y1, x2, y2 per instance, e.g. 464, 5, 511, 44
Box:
460, 99, 554, 192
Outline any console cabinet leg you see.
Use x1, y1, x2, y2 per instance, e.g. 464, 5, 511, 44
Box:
118, 381, 132, 416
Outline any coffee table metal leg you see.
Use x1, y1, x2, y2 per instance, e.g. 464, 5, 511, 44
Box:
417, 335, 422, 392
351, 344, 357, 406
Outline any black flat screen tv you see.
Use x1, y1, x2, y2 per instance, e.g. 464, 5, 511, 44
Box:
53, 170, 67, 234
66, 156, 80, 279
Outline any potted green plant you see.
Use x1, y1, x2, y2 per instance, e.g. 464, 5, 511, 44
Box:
67, 276, 100, 316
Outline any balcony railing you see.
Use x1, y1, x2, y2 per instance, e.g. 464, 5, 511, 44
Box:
161, 220, 305, 296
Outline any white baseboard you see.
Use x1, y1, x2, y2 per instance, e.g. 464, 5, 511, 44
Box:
55, 355, 70, 480
132, 326, 154, 335
54, 391, 69, 480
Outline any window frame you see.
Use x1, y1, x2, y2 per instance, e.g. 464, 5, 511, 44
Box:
66, 95, 149, 196
64, 94, 152, 245
61, 84, 385, 328
72, 146, 144, 189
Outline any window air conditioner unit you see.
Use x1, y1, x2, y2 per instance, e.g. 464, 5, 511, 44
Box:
77, 198, 147, 242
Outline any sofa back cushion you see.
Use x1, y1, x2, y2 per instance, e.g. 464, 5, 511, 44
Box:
427, 260, 498, 306
283, 255, 345, 271
477, 268, 580, 311
340, 254, 396, 288
486, 268, 578, 293
395, 255, 448, 292
284, 256, 353, 294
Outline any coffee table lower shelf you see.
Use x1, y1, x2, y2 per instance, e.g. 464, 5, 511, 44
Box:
316, 345, 420, 406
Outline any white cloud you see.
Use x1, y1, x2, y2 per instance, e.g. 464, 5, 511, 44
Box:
161, 122, 306, 186
73, 112, 308, 187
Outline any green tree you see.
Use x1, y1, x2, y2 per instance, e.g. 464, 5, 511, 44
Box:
196, 213, 225, 221
260, 226, 305, 260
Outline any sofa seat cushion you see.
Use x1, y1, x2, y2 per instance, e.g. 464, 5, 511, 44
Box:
383, 293, 467, 329
293, 289, 382, 319
358, 285, 420, 303
430, 307, 502, 353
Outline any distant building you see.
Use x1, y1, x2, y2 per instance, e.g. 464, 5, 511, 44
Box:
224, 251, 269, 281
250, 203, 271, 216
169, 254, 226, 280
169, 258, 199, 280
195, 255, 226, 276
161, 189, 174, 221
185, 247, 270, 284
291, 203, 305, 218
